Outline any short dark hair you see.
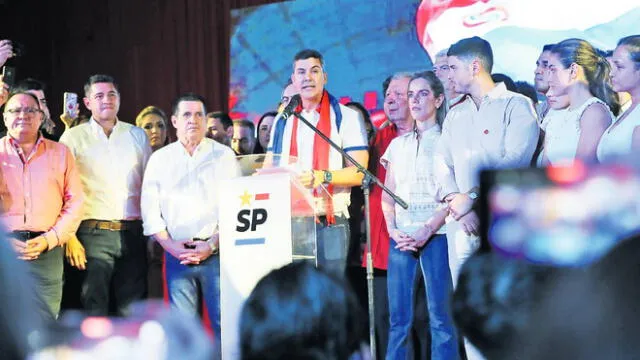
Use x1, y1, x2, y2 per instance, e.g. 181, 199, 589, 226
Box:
345, 102, 370, 126
448, 36, 494, 73
171, 93, 207, 116
13, 78, 46, 93
207, 111, 233, 130
293, 49, 324, 67
233, 119, 255, 133
491, 73, 517, 92
542, 44, 555, 53
515, 81, 539, 104
240, 262, 365, 360
84, 74, 119, 97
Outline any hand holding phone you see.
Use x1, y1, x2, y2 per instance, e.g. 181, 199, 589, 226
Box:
0, 40, 13, 67
63, 92, 78, 118
2, 66, 15, 87
59, 92, 80, 129
0, 66, 14, 107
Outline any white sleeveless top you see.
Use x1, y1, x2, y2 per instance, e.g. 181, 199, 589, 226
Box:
543, 97, 612, 166
597, 104, 640, 163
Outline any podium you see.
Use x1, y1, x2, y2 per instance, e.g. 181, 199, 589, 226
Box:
218, 155, 329, 359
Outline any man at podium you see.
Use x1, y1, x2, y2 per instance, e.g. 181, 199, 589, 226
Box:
267, 49, 369, 276
141, 93, 239, 358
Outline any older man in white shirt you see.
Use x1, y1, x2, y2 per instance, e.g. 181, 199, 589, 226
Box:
59, 74, 152, 316
436, 36, 539, 360
142, 93, 238, 356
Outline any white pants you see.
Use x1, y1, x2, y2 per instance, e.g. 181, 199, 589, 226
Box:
446, 217, 485, 360
445, 217, 480, 287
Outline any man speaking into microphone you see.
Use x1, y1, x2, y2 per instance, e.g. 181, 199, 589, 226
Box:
267, 49, 369, 276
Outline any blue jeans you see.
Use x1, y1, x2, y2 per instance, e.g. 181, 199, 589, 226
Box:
387, 234, 459, 360
165, 252, 221, 355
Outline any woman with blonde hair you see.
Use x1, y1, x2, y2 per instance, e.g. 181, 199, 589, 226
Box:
136, 106, 169, 151
542, 38, 618, 165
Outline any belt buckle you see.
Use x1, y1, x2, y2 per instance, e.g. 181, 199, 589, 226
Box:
108, 221, 120, 231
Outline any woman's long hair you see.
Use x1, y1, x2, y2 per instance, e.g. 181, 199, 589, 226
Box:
551, 38, 620, 115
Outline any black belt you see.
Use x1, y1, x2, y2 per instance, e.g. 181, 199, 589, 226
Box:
7, 230, 45, 241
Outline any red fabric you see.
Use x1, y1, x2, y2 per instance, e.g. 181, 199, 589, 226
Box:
290, 91, 335, 223
361, 124, 398, 270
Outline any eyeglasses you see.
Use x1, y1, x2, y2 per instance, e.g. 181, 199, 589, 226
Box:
4, 107, 43, 116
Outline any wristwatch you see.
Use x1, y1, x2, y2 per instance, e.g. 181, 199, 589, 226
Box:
322, 170, 332, 184
468, 190, 479, 200
207, 239, 219, 255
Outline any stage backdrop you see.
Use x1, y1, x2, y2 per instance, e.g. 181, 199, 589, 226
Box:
230, 0, 639, 127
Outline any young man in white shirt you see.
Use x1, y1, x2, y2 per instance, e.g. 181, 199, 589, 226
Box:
142, 93, 238, 358
436, 36, 539, 360
534, 44, 554, 118
267, 49, 369, 276
59, 74, 152, 316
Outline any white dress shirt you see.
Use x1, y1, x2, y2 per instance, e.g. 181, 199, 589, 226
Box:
141, 138, 239, 241
60, 118, 152, 220
381, 125, 445, 235
435, 82, 539, 197
267, 103, 368, 216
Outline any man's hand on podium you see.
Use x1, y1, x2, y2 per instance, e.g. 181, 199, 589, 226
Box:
298, 170, 324, 189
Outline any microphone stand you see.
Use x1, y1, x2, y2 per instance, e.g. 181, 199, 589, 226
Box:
290, 109, 407, 360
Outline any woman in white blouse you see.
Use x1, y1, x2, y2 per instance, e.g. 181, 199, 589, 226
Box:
538, 93, 569, 166
541, 38, 618, 166
381, 71, 460, 359
598, 35, 640, 162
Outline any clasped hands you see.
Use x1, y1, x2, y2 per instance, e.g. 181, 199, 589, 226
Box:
392, 225, 436, 253
12, 236, 48, 261
394, 192, 479, 252
166, 236, 218, 265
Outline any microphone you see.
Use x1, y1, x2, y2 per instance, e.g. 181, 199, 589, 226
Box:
279, 94, 301, 120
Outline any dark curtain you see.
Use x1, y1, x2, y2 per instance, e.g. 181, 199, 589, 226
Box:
0, 0, 283, 139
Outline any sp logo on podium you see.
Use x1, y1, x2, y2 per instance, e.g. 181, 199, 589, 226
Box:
235, 190, 270, 245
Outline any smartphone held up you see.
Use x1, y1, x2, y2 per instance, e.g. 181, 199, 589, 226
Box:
63, 92, 78, 119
